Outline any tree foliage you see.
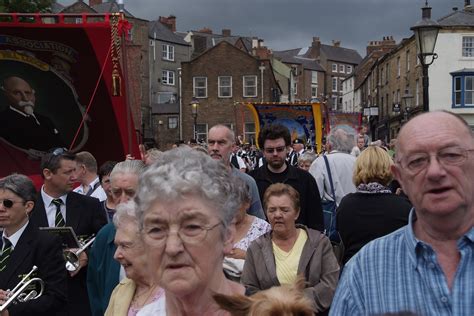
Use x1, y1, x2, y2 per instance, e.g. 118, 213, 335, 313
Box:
1, 0, 54, 13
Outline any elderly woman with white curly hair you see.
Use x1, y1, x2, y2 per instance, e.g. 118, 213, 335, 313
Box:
135, 147, 245, 315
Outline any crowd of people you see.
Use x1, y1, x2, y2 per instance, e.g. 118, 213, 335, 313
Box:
0, 110, 473, 315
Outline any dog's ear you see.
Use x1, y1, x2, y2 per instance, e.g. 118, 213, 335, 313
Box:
213, 293, 253, 316
294, 274, 307, 291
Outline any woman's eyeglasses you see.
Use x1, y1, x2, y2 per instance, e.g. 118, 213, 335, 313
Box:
0, 199, 23, 208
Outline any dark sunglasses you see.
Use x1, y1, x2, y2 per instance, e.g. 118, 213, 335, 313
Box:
46, 147, 69, 166
1, 199, 23, 208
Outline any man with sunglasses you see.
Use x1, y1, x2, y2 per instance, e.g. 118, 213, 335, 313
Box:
0, 174, 67, 316
29, 148, 107, 316
330, 111, 474, 315
249, 124, 324, 231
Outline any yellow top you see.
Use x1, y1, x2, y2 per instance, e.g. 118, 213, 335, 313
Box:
272, 228, 307, 285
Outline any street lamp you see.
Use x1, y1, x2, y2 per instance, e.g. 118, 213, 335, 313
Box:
410, 1, 440, 112
401, 89, 414, 123
190, 98, 199, 140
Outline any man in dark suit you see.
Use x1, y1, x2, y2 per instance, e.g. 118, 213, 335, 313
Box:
29, 149, 107, 316
0, 76, 64, 151
0, 174, 67, 316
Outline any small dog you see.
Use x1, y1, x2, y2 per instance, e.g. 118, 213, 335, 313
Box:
213, 276, 314, 316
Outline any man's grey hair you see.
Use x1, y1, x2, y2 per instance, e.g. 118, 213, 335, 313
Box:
135, 147, 240, 230
0, 174, 37, 202
113, 200, 139, 228
298, 152, 317, 164
327, 129, 355, 154
110, 160, 145, 182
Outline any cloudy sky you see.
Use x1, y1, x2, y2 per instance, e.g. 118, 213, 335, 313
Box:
62, 0, 460, 56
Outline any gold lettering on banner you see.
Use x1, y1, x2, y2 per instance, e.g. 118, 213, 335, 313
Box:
0, 50, 50, 71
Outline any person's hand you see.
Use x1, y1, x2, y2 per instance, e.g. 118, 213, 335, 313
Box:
0, 289, 10, 315
68, 251, 88, 277
125, 154, 135, 160
139, 144, 147, 162
227, 248, 246, 260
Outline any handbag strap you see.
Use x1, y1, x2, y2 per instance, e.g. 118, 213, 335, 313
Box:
323, 155, 337, 203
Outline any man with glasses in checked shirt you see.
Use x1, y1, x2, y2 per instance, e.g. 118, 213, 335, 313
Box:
29, 148, 107, 316
0, 174, 67, 315
249, 124, 324, 231
330, 111, 474, 315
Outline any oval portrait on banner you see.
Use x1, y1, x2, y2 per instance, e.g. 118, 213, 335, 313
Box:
0, 50, 88, 156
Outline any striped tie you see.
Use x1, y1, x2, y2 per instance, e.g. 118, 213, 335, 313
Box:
52, 198, 66, 227
0, 239, 12, 272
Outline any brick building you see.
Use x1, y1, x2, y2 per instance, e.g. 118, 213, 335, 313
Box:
181, 40, 281, 143
148, 16, 191, 149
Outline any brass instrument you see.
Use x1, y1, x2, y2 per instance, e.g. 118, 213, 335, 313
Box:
64, 235, 96, 272
0, 265, 44, 312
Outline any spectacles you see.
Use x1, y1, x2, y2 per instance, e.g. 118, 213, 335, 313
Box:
144, 221, 223, 246
397, 147, 474, 175
264, 146, 286, 154
0, 199, 23, 208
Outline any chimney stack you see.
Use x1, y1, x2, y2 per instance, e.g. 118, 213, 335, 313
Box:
465, 0, 474, 12
159, 15, 176, 32
198, 27, 213, 34
222, 29, 231, 36
89, 0, 102, 6
332, 40, 341, 47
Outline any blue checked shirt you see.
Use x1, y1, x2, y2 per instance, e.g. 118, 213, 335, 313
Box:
330, 210, 474, 316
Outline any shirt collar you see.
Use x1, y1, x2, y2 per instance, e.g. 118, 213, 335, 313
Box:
404, 208, 474, 267
41, 186, 67, 207
2, 221, 29, 249
9, 106, 39, 122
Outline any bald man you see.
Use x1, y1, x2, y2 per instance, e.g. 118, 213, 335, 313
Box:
330, 111, 474, 315
0, 76, 64, 151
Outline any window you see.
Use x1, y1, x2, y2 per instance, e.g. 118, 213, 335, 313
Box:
380, 67, 384, 85
339, 77, 344, 92
162, 44, 175, 61
406, 50, 410, 72
347, 65, 352, 74
195, 123, 208, 142
339, 65, 345, 73
243, 75, 257, 97
396, 89, 400, 104
416, 79, 420, 106
332, 77, 338, 92
218, 76, 232, 98
386, 65, 389, 83
332, 63, 337, 72
244, 122, 256, 145
397, 57, 401, 77
161, 70, 175, 85
311, 84, 318, 98
157, 92, 177, 104
168, 116, 178, 129
451, 74, 474, 107
331, 96, 338, 110
293, 81, 298, 95
311, 71, 318, 84
462, 36, 474, 57
193, 77, 207, 98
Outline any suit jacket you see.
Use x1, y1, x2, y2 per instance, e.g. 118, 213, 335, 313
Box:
0, 222, 67, 316
29, 191, 107, 316
0, 108, 65, 151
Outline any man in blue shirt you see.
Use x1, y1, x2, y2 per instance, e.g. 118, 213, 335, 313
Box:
330, 111, 474, 315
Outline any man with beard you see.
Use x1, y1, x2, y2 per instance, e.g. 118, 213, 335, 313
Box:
0, 76, 64, 151
249, 124, 324, 231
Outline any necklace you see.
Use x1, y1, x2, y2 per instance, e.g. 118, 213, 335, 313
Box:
132, 284, 157, 309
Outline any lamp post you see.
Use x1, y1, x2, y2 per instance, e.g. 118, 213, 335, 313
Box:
410, 1, 440, 112
401, 89, 414, 123
190, 98, 199, 141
